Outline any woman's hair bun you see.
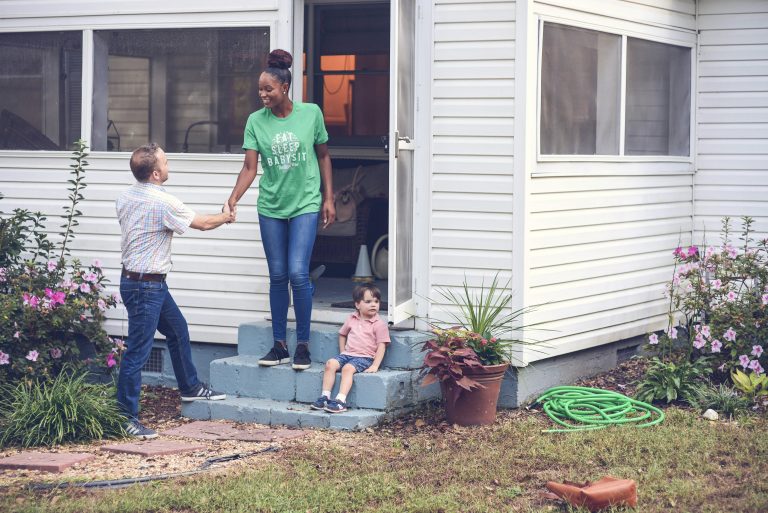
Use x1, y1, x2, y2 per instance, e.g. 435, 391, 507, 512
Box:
267, 49, 293, 70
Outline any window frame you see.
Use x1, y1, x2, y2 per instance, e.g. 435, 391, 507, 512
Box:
0, 15, 278, 156
535, 15, 696, 165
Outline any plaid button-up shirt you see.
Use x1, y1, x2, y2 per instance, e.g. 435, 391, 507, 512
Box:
116, 182, 195, 274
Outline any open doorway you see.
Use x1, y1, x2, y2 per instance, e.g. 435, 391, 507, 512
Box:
303, 0, 391, 314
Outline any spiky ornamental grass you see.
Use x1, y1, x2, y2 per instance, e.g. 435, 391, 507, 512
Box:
0, 369, 126, 448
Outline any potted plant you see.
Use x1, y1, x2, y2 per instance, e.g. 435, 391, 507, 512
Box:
420, 273, 539, 426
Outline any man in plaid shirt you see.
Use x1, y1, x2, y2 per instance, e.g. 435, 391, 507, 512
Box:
116, 143, 234, 439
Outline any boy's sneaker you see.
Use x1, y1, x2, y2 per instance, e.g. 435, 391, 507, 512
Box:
124, 420, 158, 439
292, 343, 311, 370
310, 396, 329, 410
181, 383, 226, 402
258, 344, 290, 366
324, 399, 348, 413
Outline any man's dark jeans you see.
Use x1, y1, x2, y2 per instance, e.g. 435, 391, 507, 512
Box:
117, 276, 200, 419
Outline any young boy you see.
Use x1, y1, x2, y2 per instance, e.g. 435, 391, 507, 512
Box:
311, 283, 390, 413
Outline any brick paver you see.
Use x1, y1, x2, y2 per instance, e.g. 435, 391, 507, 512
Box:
100, 440, 206, 457
0, 452, 95, 473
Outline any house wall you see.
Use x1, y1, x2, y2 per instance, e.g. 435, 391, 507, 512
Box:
0, 0, 281, 345
428, 0, 517, 312
695, 0, 768, 243
522, 0, 698, 361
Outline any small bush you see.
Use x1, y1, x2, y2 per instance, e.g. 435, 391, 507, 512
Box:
689, 382, 751, 419
0, 369, 126, 448
635, 356, 712, 404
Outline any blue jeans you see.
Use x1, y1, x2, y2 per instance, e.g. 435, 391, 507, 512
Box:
117, 277, 200, 419
259, 211, 319, 344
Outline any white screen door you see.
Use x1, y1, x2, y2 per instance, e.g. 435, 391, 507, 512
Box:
388, 0, 415, 324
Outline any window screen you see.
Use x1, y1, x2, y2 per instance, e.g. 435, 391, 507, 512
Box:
92, 27, 270, 153
0, 31, 82, 151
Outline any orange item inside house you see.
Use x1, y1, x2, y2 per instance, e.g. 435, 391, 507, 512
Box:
545, 476, 638, 512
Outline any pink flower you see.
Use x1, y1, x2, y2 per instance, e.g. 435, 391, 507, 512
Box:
26, 350, 39, 362
106, 353, 117, 368
79, 282, 91, 293
0, 267, 6, 282
723, 328, 737, 342
83, 272, 98, 283
47, 260, 58, 272
0, 351, 9, 365
673, 247, 685, 258
112, 338, 125, 351
705, 246, 715, 259
752, 345, 764, 358
50, 348, 62, 359
748, 359, 762, 372
666, 327, 678, 340
726, 291, 737, 302
97, 299, 107, 311
687, 246, 699, 257
112, 292, 122, 304
724, 244, 738, 259
92, 259, 102, 268
700, 325, 711, 338
693, 335, 706, 350
648, 333, 659, 345
13, 331, 19, 339
711, 279, 722, 289
752, 362, 765, 375
739, 354, 751, 369
710, 339, 722, 353
762, 294, 768, 306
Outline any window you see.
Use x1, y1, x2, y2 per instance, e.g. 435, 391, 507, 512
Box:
0, 31, 82, 151
540, 22, 691, 157
92, 27, 270, 153
304, 3, 389, 147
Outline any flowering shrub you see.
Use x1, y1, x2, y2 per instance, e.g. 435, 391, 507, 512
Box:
648, 216, 767, 382
0, 141, 121, 382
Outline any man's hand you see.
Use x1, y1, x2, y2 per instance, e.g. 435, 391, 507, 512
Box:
222, 202, 236, 223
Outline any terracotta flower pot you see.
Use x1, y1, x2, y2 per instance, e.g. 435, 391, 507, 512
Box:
441, 363, 509, 426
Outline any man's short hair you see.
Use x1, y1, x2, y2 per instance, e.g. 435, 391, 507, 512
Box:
130, 143, 161, 182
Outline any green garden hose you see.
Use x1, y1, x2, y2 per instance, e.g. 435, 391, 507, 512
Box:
534, 386, 665, 433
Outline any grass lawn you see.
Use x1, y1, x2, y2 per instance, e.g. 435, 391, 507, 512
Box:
3, 405, 767, 513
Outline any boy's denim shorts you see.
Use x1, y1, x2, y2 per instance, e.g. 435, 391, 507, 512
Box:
332, 354, 374, 373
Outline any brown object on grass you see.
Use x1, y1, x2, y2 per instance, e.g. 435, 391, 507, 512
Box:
545, 476, 637, 511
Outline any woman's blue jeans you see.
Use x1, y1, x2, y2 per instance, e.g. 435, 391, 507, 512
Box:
259, 211, 319, 344
117, 277, 200, 419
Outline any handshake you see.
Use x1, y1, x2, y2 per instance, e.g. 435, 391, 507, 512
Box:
221, 201, 237, 224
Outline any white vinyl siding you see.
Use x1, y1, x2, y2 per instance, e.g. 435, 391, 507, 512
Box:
0, 0, 279, 345
430, 0, 517, 312
525, 0, 697, 360
695, 0, 768, 242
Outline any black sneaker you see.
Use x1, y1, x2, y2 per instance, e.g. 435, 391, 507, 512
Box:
181, 383, 226, 402
310, 396, 329, 410
292, 343, 311, 370
324, 399, 348, 413
124, 420, 158, 439
258, 344, 290, 366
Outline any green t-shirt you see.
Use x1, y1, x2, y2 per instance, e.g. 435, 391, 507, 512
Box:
242, 102, 329, 219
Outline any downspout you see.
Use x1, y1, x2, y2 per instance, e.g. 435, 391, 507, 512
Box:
692, 0, 700, 245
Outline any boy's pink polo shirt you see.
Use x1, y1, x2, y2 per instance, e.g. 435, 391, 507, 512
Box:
339, 312, 391, 358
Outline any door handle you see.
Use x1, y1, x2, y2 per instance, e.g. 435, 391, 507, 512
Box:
394, 130, 415, 158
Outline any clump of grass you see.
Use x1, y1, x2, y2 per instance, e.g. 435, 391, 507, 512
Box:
0, 369, 126, 448
689, 382, 751, 419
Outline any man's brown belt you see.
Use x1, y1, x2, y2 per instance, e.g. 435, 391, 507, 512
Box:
121, 268, 166, 282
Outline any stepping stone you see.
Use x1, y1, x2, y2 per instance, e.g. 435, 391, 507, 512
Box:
161, 421, 242, 440
100, 440, 206, 457
0, 452, 95, 473
230, 428, 309, 442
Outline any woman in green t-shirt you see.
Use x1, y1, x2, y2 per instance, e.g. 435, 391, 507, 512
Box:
227, 49, 335, 371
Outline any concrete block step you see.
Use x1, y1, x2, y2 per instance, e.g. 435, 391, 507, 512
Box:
209, 356, 439, 410
182, 397, 391, 431
236, 321, 431, 370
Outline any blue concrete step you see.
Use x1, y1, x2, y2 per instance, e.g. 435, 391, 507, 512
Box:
209, 356, 439, 410
182, 397, 392, 431
236, 321, 429, 370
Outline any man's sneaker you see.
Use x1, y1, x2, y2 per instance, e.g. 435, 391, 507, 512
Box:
324, 399, 348, 413
292, 343, 311, 370
124, 420, 158, 439
181, 383, 226, 402
310, 396, 329, 410
258, 344, 290, 366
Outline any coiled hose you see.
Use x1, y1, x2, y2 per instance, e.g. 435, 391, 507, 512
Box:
534, 386, 665, 433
